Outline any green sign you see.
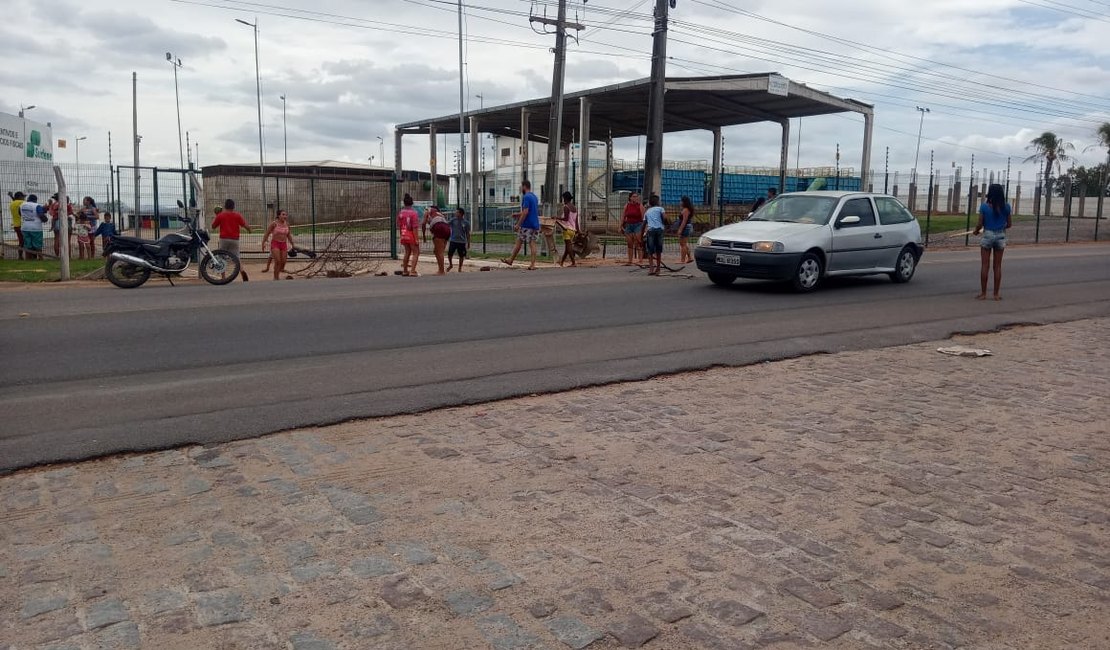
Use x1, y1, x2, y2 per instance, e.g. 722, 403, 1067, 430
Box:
26, 129, 52, 161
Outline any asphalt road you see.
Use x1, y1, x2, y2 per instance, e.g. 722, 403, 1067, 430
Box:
2, 244, 1108, 473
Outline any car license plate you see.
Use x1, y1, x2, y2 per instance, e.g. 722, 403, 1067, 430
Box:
715, 253, 743, 266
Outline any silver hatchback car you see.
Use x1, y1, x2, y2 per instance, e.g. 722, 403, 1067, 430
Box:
695, 191, 924, 292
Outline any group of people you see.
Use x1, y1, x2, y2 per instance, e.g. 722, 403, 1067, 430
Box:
7, 192, 117, 261
619, 191, 696, 272
209, 199, 297, 281
398, 198, 473, 276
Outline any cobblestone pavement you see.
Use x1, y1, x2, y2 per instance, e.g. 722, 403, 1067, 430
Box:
2, 319, 1108, 650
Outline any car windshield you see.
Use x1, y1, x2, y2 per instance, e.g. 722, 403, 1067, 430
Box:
749, 195, 838, 225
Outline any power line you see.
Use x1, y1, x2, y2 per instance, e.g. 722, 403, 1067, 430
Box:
1015, 0, 1110, 21
690, 0, 1110, 104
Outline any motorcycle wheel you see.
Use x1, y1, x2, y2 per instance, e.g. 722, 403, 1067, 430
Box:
105, 258, 152, 289
199, 250, 241, 285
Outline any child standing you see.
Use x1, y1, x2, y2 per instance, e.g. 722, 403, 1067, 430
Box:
556, 191, 578, 268
76, 216, 92, 259
94, 213, 117, 254
446, 207, 471, 272
398, 194, 421, 276
641, 194, 666, 276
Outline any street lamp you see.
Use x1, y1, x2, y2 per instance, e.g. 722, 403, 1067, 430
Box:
376, 136, 384, 168
236, 17, 266, 215
19, 104, 36, 118
280, 93, 288, 172
476, 94, 484, 110
74, 136, 87, 196
165, 52, 185, 169
913, 106, 930, 184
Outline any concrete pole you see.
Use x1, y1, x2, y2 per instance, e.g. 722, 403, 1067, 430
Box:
469, 116, 479, 230
860, 111, 873, 192
711, 127, 722, 215
579, 97, 591, 213
778, 120, 790, 194
541, 0, 570, 218
520, 108, 530, 184
563, 142, 572, 196
605, 133, 614, 231
429, 125, 437, 204
643, 0, 670, 202
133, 71, 141, 237
53, 166, 70, 280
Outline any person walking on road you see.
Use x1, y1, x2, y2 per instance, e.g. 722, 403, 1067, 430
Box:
8, 191, 25, 259
261, 209, 296, 280
641, 194, 666, 276
621, 191, 644, 265
501, 180, 540, 270
398, 194, 421, 277
447, 206, 471, 272
675, 195, 695, 264
973, 183, 1012, 301
423, 206, 451, 275
210, 199, 252, 281
556, 191, 578, 268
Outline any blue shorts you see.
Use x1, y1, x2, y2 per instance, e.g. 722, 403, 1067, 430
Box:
643, 228, 664, 255
980, 229, 1006, 250
23, 230, 44, 251
623, 222, 643, 236
679, 223, 694, 237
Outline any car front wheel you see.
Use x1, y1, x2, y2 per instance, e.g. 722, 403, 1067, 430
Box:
890, 246, 917, 283
791, 252, 823, 292
707, 272, 736, 287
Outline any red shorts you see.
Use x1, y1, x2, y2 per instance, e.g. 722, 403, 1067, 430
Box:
271, 240, 288, 252
431, 222, 451, 240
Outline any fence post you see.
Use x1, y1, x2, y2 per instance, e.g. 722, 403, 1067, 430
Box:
114, 167, 123, 231
925, 170, 933, 247
1064, 176, 1072, 242
964, 180, 974, 247
388, 174, 397, 260
152, 168, 161, 239
482, 174, 488, 254
309, 177, 317, 252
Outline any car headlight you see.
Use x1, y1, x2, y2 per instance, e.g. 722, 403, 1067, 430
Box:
697, 235, 712, 247
752, 241, 784, 253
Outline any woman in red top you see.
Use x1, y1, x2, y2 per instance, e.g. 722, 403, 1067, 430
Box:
261, 209, 295, 280
621, 192, 644, 266
398, 194, 421, 276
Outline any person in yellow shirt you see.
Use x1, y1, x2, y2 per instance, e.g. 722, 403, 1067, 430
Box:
8, 191, 25, 259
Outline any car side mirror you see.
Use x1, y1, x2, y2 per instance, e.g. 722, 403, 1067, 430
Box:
836, 215, 861, 229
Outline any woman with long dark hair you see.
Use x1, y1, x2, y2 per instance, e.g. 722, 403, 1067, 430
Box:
972, 183, 1012, 300
675, 195, 695, 264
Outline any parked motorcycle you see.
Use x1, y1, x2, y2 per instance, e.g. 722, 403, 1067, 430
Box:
104, 215, 240, 289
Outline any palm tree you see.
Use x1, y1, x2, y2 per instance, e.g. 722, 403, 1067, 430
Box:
1024, 131, 1074, 187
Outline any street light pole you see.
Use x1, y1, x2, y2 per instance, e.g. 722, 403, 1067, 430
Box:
913, 106, 930, 184
19, 104, 36, 118
476, 94, 484, 110
75, 136, 87, 196
280, 93, 287, 172
237, 17, 266, 217
165, 52, 185, 169
377, 136, 384, 168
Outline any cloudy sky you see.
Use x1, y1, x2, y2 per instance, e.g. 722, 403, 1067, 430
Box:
4, 0, 1108, 181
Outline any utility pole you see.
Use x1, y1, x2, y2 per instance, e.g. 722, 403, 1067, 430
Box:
643, 0, 675, 202
532, 0, 584, 217
457, 1, 467, 205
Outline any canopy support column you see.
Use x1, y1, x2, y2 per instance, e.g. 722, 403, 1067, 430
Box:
579, 97, 591, 213
778, 119, 790, 194
861, 110, 874, 192
711, 127, 722, 216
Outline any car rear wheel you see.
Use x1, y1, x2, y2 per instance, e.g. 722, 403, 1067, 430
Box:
707, 272, 736, 287
890, 246, 917, 283
791, 252, 822, 292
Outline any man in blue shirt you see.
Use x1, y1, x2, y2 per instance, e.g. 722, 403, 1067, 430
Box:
641, 194, 666, 275
501, 180, 540, 270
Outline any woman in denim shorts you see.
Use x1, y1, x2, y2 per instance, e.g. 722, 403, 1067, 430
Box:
621, 192, 644, 265
972, 183, 1012, 301
675, 195, 695, 264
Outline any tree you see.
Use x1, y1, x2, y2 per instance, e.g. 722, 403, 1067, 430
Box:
1054, 164, 1108, 197
1023, 131, 1075, 189
1085, 122, 1110, 198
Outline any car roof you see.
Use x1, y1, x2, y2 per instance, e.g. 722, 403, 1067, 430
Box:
781, 190, 894, 199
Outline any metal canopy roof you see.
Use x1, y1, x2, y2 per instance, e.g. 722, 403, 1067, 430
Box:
396, 73, 873, 142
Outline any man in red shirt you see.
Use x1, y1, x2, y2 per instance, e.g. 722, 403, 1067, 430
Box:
210, 198, 252, 281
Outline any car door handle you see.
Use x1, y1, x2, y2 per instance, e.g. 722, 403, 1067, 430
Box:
873, 233, 883, 238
